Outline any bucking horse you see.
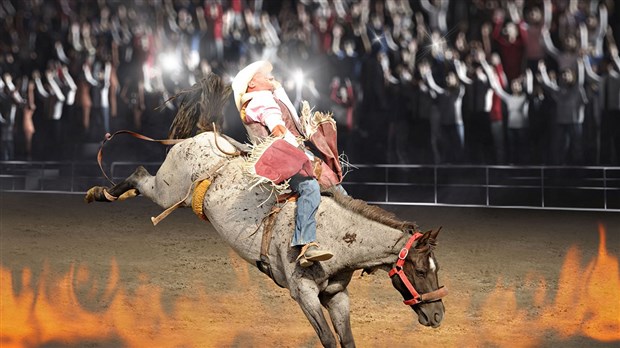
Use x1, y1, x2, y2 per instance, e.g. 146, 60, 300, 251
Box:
85, 74, 447, 347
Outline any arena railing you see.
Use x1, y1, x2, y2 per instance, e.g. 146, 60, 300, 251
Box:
1, 161, 619, 212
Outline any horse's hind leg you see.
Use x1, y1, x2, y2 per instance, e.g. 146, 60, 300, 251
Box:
84, 166, 149, 203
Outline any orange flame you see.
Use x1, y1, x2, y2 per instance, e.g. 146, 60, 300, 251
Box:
1, 226, 618, 347
542, 223, 620, 341
456, 223, 620, 347
1, 253, 318, 348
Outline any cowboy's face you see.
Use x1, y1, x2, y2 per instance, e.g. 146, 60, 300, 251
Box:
248, 69, 275, 91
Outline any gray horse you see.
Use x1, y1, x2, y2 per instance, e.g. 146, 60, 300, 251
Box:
85, 131, 447, 347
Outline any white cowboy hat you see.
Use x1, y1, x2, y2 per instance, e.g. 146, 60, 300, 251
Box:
231, 60, 273, 110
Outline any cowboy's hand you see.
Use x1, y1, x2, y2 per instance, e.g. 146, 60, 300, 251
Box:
271, 124, 287, 137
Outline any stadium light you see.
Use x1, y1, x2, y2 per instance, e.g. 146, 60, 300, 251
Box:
159, 52, 181, 72
294, 69, 304, 86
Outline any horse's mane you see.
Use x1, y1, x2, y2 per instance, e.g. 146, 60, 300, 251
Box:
166, 73, 232, 139
328, 189, 418, 233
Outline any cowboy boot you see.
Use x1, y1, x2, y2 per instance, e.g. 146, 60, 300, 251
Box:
301, 242, 333, 262
298, 255, 314, 268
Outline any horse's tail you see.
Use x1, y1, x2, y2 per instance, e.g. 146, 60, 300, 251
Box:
165, 73, 232, 139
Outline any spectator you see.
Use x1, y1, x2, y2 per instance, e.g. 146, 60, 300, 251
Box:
421, 59, 469, 164
491, 3, 528, 81
0, 73, 23, 160
481, 52, 533, 164
0, 0, 617, 167
580, 3, 608, 66
601, 44, 620, 165
488, 52, 507, 164
539, 59, 588, 165
466, 47, 495, 164
420, 0, 449, 35
524, 4, 549, 72
542, 0, 579, 71
582, 52, 604, 164
528, 77, 550, 164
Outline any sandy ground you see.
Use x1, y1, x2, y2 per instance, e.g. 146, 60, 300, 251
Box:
1, 192, 619, 347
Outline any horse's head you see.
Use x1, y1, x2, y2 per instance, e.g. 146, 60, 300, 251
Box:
389, 229, 446, 328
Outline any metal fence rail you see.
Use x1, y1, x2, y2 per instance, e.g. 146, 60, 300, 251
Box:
2, 161, 619, 211
341, 164, 620, 211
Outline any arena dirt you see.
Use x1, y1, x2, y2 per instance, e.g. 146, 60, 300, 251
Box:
1, 192, 618, 347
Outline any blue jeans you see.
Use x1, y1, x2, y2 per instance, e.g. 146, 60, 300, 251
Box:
289, 175, 321, 247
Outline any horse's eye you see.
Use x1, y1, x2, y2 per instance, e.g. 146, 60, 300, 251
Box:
415, 269, 426, 278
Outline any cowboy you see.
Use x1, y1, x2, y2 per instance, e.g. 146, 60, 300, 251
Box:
232, 60, 333, 267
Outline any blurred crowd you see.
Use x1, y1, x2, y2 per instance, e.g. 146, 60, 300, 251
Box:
1, 0, 620, 166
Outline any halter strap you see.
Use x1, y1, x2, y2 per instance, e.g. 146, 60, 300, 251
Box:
389, 232, 423, 305
388, 232, 448, 306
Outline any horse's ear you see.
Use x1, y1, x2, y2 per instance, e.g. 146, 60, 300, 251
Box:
416, 230, 432, 248
430, 226, 442, 240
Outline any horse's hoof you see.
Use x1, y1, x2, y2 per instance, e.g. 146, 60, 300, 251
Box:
84, 186, 100, 203
118, 189, 139, 201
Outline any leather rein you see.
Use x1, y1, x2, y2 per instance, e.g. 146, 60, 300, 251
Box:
388, 232, 448, 306
97, 130, 185, 185
97, 124, 238, 186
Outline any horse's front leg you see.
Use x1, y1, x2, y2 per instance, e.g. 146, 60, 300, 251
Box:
84, 166, 149, 203
320, 288, 355, 348
290, 281, 338, 347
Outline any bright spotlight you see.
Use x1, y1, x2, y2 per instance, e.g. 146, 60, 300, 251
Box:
372, 32, 383, 44
159, 53, 180, 72
188, 51, 200, 70
294, 70, 304, 85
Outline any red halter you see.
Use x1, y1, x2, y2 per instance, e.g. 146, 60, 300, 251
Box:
388, 232, 448, 306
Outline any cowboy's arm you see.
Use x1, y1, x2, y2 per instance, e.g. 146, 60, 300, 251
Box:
245, 92, 298, 145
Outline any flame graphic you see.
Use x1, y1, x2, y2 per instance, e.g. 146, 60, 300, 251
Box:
543, 223, 619, 341
1, 225, 618, 347
1, 250, 318, 347
456, 223, 620, 347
